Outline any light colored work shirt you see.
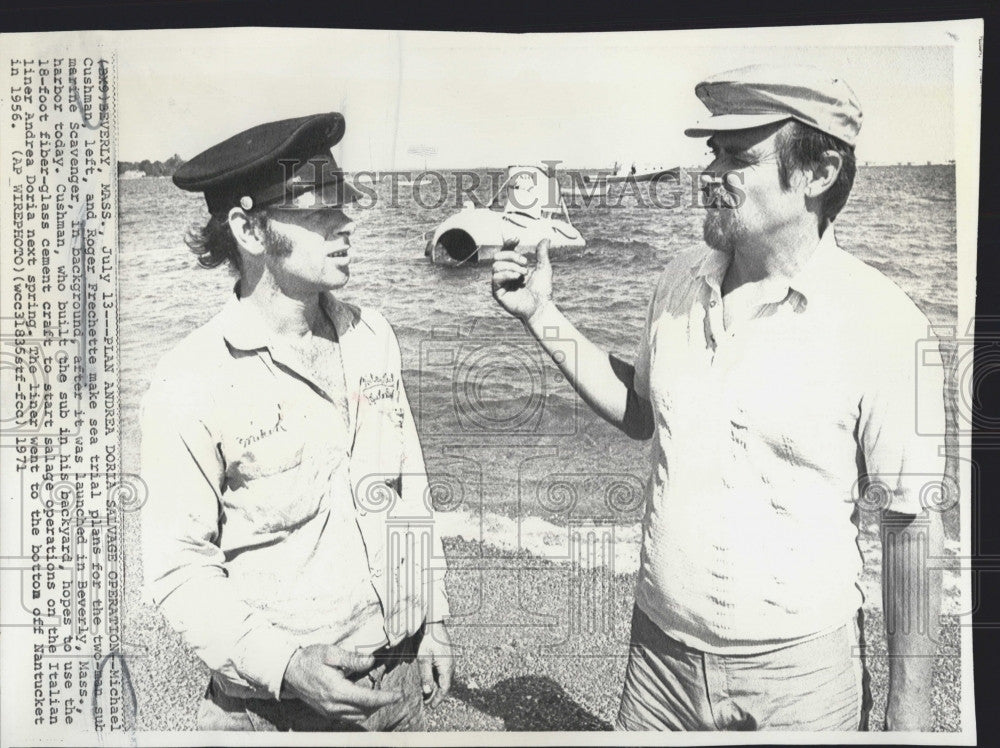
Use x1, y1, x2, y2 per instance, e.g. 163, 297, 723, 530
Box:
140, 292, 449, 701
632, 227, 946, 653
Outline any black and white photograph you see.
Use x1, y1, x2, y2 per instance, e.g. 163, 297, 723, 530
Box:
0, 16, 982, 745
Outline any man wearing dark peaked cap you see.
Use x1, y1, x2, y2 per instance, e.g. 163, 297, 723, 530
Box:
140, 112, 454, 731
493, 64, 947, 731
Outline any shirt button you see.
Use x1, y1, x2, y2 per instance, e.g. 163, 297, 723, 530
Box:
373, 568, 383, 577
710, 300, 718, 307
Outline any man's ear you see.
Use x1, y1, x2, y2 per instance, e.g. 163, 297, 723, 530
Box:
228, 207, 266, 257
805, 150, 843, 198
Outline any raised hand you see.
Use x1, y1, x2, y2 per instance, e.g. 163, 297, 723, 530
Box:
491, 238, 553, 323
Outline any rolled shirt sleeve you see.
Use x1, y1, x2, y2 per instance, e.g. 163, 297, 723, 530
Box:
632, 287, 659, 401
857, 307, 947, 516
140, 372, 299, 700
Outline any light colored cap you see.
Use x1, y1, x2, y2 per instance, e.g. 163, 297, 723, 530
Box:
684, 64, 863, 147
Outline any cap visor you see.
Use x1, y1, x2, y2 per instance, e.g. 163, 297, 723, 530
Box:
269, 179, 364, 210
685, 113, 792, 137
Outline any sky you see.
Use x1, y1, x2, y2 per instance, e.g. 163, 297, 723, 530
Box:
104, 21, 977, 169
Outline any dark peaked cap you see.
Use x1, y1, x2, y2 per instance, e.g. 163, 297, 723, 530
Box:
173, 112, 361, 213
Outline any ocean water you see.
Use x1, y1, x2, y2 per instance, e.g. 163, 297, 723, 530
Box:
118, 166, 958, 530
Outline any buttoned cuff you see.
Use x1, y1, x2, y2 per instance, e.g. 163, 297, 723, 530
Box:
231, 627, 302, 701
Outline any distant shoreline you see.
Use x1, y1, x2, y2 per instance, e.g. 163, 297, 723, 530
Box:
117, 162, 957, 179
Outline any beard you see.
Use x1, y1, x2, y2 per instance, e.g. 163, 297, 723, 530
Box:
263, 223, 295, 258
703, 205, 745, 253
701, 182, 746, 252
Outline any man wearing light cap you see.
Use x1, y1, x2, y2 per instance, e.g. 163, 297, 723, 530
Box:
140, 112, 454, 731
492, 65, 946, 731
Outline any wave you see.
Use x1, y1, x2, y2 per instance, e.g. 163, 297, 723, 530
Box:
436, 507, 642, 574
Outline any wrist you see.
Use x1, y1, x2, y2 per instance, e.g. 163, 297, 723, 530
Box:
280, 646, 304, 700
524, 299, 558, 333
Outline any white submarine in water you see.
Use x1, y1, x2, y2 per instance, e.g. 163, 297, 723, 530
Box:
425, 164, 586, 265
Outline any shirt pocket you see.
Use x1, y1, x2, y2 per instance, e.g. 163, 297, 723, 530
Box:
225, 403, 305, 484
233, 437, 304, 481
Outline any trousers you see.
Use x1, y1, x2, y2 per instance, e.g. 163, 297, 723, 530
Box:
617, 605, 872, 731
196, 629, 426, 732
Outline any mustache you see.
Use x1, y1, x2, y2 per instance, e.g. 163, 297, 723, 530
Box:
703, 186, 741, 209
700, 170, 745, 209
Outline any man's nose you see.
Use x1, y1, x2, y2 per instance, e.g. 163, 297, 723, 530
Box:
703, 149, 727, 173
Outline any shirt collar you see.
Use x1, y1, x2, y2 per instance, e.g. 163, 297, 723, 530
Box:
689, 226, 841, 311
690, 247, 730, 290
785, 225, 840, 306
220, 284, 371, 352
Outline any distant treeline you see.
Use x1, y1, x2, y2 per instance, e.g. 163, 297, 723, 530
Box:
118, 154, 185, 177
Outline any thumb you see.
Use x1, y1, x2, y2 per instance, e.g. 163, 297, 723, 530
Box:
535, 239, 552, 270
323, 646, 375, 674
